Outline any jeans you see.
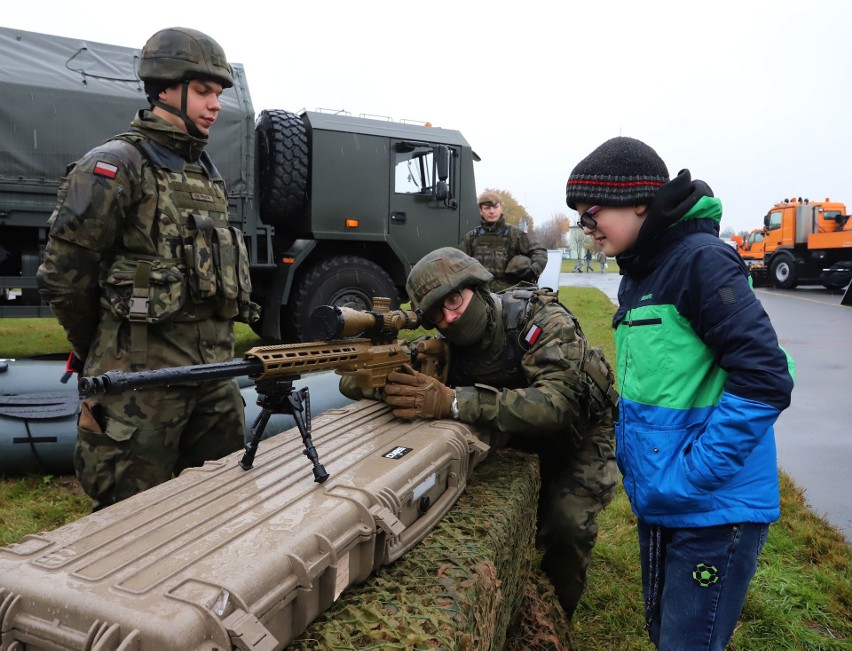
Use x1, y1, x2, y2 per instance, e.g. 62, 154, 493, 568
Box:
638, 521, 769, 651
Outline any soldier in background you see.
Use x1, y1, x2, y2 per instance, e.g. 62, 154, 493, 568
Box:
459, 191, 548, 291
380, 247, 619, 621
37, 27, 259, 511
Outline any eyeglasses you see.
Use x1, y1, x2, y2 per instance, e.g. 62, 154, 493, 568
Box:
579, 205, 602, 230
426, 290, 465, 322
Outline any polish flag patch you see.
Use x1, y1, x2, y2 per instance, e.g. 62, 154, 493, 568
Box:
93, 161, 118, 179
524, 323, 543, 346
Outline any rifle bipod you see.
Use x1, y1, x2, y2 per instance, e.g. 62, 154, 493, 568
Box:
239, 377, 329, 483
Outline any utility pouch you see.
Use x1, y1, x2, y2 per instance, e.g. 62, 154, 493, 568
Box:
184, 213, 217, 302
212, 227, 239, 301
583, 346, 619, 410
103, 257, 186, 325
230, 227, 260, 323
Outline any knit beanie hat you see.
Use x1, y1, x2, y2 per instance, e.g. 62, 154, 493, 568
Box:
565, 137, 670, 209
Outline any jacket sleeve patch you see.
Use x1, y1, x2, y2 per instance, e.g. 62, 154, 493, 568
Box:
524, 323, 543, 346
718, 286, 737, 305
93, 161, 119, 179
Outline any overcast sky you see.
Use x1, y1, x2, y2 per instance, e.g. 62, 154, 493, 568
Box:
5, 0, 851, 234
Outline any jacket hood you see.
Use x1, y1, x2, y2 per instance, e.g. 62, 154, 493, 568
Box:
617, 169, 720, 276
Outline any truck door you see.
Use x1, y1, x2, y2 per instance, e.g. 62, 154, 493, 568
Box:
388, 141, 461, 265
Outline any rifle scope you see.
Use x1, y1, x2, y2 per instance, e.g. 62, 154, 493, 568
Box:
310, 299, 419, 341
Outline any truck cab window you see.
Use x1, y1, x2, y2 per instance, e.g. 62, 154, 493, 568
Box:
394, 144, 435, 194
766, 211, 783, 231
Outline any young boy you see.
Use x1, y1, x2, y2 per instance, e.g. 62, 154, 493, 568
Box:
566, 137, 794, 650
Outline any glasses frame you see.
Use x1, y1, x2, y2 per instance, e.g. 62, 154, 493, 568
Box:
579, 205, 602, 230
427, 289, 465, 322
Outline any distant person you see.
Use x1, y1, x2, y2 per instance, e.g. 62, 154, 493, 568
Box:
459, 191, 547, 292
597, 250, 607, 273
566, 136, 794, 650
37, 27, 259, 511
584, 248, 593, 272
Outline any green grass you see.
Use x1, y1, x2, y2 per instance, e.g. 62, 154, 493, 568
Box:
1, 291, 850, 651
0, 318, 262, 358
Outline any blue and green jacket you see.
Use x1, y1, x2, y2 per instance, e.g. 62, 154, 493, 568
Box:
613, 170, 794, 527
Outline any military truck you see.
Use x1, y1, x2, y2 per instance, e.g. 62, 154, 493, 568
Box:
0, 26, 480, 341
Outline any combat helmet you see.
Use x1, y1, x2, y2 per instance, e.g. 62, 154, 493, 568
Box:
138, 27, 233, 88
406, 247, 493, 324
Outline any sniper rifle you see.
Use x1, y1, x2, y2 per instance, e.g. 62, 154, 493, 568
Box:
78, 298, 444, 482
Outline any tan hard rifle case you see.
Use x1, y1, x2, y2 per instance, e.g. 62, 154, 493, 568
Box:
0, 399, 497, 651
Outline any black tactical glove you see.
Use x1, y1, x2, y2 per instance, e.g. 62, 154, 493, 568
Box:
515, 266, 537, 282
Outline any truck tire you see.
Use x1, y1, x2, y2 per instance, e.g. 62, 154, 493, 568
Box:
286, 256, 400, 342
820, 261, 852, 290
769, 253, 797, 289
256, 109, 309, 227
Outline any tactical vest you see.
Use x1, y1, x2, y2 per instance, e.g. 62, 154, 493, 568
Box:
470, 224, 512, 278
449, 287, 619, 411
99, 133, 257, 366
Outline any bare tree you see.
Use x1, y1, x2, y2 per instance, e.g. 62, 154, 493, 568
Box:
532, 213, 572, 249
567, 225, 589, 259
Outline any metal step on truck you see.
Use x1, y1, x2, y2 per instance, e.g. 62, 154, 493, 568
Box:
0, 26, 481, 342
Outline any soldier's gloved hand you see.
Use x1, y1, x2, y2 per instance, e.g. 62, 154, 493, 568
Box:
338, 375, 384, 401
516, 266, 537, 282
383, 363, 455, 420
60, 351, 84, 384
413, 337, 450, 383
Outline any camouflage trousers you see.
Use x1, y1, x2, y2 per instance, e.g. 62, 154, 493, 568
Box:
75, 378, 245, 511
514, 412, 618, 619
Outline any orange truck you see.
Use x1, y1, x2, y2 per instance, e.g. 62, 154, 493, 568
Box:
760, 197, 852, 289
731, 229, 768, 285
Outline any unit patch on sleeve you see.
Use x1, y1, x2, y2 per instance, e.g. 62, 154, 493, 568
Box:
93, 161, 119, 179
524, 323, 543, 346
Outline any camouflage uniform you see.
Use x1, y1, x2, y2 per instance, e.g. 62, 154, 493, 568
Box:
395, 248, 619, 619
37, 28, 257, 511
458, 215, 548, 292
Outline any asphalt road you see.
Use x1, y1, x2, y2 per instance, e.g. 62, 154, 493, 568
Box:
560, 272, 852, 542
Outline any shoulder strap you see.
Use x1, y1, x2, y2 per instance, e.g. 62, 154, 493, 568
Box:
95, 135, 146, 171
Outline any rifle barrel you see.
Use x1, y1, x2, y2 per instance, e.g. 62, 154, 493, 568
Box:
78, 358, 264, 397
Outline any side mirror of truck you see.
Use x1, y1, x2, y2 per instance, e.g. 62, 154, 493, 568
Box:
435, 180, 448, 200
434, 145, 456, 206
435, 145, 449, 182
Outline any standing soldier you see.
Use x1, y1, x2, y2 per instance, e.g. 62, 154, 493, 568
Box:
378, 247, 619, 621
37, 27, 259, 511
459, 191, 548, 291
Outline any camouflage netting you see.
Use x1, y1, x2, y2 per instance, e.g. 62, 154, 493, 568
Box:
286, 449, 540, 651
503, 560, 576, 651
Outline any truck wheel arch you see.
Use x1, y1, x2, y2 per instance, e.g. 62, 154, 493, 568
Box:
286, 256, 400, 342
